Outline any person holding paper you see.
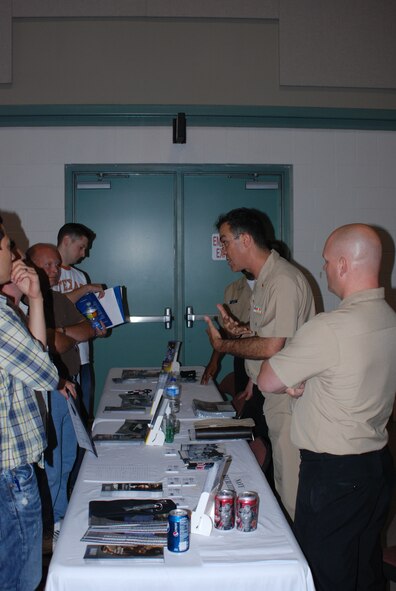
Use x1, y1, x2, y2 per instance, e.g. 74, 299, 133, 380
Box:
53, 222, 106, 419
26, 243, 100, 546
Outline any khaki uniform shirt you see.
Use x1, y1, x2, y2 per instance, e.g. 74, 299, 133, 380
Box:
222, 275, 253, 326
246, 250, 315, 384
270, 288, 396, 454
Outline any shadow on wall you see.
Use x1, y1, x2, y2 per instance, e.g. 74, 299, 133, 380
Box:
0, 210, 30, 254
375, 226, 396, 312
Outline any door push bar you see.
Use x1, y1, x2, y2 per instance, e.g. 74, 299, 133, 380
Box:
185, 306, 217, 328
129, 307, 173, 330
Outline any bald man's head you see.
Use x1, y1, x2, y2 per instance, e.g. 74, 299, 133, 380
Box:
323, 224, 381, 298
26, 243, 61, 288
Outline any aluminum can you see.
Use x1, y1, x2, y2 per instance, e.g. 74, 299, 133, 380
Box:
236, 491, 259, 532
167, 509, 190, 552
214, 489, 235, 530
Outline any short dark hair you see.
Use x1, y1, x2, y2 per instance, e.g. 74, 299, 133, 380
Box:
57, 223, 96, 247
216, 208, 276, 251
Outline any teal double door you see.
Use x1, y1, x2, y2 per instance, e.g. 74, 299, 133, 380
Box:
66, 164, 291, 405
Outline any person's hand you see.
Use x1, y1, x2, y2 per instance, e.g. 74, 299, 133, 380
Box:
201, 358, 218, 385
286, 382, 305, 399
236, 378, 254, 402
58, 379, 77, 400
10, 260, 42, 300
217, 304, 253, 339
87, 283, 105, 299
93, 321, 107, 338
204, 316, 224, 352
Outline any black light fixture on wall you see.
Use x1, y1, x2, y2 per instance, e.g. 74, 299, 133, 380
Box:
173, 112, 186, 144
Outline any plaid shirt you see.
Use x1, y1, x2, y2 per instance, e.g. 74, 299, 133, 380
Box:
0, 295, 59, 470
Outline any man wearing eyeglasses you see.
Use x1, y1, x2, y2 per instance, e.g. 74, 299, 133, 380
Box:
205, 207, 315, 520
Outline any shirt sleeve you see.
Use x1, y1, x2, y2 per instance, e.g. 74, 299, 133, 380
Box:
269, 315, 339, 387
0, 308, 59, 391
256, 274, 304, 338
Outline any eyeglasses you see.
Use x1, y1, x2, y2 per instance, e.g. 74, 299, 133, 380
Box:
221, 234, 241, 249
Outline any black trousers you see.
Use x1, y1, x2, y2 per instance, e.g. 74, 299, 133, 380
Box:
294, 447, 394, 591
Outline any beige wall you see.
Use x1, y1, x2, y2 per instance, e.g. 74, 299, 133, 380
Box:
1, 125, 395, 313
0, 1, 395, 108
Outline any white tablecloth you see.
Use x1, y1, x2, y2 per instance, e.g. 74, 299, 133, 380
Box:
45, 368, 315, 591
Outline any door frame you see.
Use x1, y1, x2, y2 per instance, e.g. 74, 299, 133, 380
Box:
65, 163, 292, 346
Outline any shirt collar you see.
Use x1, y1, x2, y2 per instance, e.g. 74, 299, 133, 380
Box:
340, 287, 384, 308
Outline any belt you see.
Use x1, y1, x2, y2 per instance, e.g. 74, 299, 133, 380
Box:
300, 447, 386, 461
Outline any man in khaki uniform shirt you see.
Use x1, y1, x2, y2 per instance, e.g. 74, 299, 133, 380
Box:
205, 208, 315, 519
258, 224, 396, 591
202, 272, 254, 390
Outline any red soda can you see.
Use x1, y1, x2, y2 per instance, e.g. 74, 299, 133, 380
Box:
214, 489, 235, 530
236, 491, 259, 532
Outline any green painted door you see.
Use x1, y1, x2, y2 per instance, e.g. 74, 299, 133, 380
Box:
69, 165, 289, 405
183, 172, 281, 372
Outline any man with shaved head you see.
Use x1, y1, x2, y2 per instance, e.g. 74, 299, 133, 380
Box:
258, 224, 396, 591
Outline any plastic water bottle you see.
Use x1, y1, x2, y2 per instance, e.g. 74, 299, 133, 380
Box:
165, 375, 181, 414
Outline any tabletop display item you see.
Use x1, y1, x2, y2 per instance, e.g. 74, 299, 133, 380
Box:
84, 544, 164, 560
192, 399, 236, 418
88, 498, 177, 529
93, 420, 150, 443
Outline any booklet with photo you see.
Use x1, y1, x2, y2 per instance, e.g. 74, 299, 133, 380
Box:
104, 399, 148, 412
101, 482, 163, 493
179, 443, 226, 467
76, 285, 126, 329
88, 498, 177, 529
81, 528, 167, 546
192, 399, 236, 418
116, 369, 161, 382
93, 420, 150, 443
83, 544, 164, 560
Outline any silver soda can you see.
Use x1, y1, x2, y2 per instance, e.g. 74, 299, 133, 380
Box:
236, 491, 259, 532
214, 489, 235, 530
167, 509, 190, 552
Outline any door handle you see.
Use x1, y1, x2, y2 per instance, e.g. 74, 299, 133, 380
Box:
185, 306, 217, 328
129, 307, 173, 330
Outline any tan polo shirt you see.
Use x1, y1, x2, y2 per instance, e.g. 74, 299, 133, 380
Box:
221, 275, 253, 326
269, 288, 396, 454
246, 250, 315, 383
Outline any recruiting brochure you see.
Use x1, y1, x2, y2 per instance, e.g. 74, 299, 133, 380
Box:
101, 482, 163, 493
192, 399, 236, 418
83, 544, 164, 560
76, 286, 126, 329
88, 498, 177, 529
92, 420, 150, 443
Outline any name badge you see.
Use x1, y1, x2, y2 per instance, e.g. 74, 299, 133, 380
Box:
253, 306, 262, 314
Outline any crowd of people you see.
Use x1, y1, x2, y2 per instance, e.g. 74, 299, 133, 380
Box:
1, 207, 396, 591
0, 218, 105, 590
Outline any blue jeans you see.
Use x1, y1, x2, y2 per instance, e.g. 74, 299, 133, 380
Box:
45, 391, 77, 523
0, 463, 42, 591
